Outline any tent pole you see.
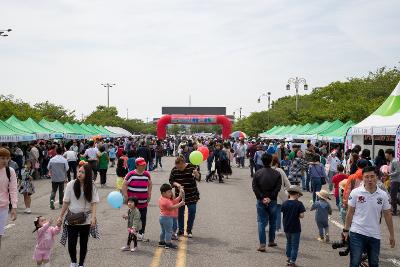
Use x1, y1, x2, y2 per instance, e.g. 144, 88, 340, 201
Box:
372, 135, 375, 159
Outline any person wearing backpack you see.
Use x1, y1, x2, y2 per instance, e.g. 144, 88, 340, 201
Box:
0, 148, 18, 249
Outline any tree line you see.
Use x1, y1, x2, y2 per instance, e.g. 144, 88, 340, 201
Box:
233, 65, 400, 137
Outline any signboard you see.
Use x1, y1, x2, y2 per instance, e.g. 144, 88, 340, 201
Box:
395, 126, 400, 161
162, 107, 226, 115
374, 135, 395, 146
0, 134, 36, 143
171, 116, 217, 124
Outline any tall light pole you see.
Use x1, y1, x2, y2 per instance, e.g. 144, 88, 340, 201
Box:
286, 77, 308, 112
101, 83, 116, 108
258, 92, 272, 109
258, 92, 272, 125
233, 107, 243, 120
0, 29, 12, 37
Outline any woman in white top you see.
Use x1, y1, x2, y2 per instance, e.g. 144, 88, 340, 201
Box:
57, 164, 99, 267
272, 155, 291, 234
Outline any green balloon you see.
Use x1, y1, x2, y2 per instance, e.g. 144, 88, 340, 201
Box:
189, 151, 203, 165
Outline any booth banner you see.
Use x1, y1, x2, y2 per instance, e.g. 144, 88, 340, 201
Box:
0, 134, 36, 143
64, 134, 85, 140
345, 132, 352, 151
50, 133, 64, 139
0, 135, 18, 143
171, 116, 217, 124
36, 133, 50, 140
395, 125, 400, 161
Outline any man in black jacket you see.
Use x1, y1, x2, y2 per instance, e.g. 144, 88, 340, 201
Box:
136, 142, 151, 168
252, 153, 282, 252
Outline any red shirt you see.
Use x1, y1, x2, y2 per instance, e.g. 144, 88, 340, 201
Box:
332, 173, 348, 198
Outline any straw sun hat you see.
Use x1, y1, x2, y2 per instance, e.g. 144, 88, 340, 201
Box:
316, 189, 331, 200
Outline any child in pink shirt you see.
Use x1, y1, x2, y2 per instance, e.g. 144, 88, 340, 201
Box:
33, 216, 61, 267
158, 184, 184, 249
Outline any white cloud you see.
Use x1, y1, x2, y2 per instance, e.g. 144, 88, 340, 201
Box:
0, 0, 399, 121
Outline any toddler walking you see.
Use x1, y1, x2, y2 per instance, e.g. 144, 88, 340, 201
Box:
158, 184, 184, 249
33, 216, 61, 267
310, 189, 332, 242
121, 197, 142, 252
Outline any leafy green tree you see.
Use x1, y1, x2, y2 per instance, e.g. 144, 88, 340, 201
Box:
34, 101, 76, 122
234, 66, 400, 136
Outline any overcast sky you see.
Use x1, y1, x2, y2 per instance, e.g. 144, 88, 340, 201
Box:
1, 0, 399, 121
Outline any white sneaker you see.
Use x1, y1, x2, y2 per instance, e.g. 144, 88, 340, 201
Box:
70, 263, 77, 267
137, 233, 149, 242
24, 208, 32, 214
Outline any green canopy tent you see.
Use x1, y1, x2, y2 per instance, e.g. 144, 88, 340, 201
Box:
72, 123, 96, 139
80, 124, 101, 137
0, 120, 36, 143
6, 116, 53, 140
38, 119, 66, 138
320, 121, 355, 143
297, 120, 343, 140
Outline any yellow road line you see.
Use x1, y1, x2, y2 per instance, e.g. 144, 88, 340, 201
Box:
176, 206, 188, 267
150, 247, 164, 267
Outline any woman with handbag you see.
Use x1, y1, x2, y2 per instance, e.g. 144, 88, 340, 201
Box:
57, 164, 100, 267
308, 155, 327, 203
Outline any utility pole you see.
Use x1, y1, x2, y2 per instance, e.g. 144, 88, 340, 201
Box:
189, 94, 192, 107
126, 108, 128, 120
101, 83, 116, 108
233, 107, 243, 120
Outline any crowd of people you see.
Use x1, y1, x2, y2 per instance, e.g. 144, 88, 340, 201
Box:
0, 135, 398, 266
248, 139, 397, 267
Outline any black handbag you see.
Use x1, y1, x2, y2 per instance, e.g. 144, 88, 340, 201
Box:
66, 210, 87, 225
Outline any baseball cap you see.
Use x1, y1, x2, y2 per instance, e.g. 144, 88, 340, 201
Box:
135, 157, 147, 166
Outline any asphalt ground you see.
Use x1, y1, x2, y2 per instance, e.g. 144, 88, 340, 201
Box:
1, 157, 399, 267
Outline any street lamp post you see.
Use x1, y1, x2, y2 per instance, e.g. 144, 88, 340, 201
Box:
0, 29, 12, 37
286, 77, 308, 112
233, 107, 243, 120
101, 83, 116, 108
258, 92, 272, 125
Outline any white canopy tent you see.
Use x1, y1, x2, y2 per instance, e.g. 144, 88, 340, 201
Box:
105, 126, 132, 137
350, 81, 400, 136
348, 81, 400, 156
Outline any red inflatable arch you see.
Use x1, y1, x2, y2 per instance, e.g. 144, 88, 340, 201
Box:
157, 115, 232, 140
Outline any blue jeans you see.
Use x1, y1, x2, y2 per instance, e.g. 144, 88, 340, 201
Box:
285, 232, 301, 263
159, 216, 173, 243
238, 156, 245, 167
327, 170, 336, 192
172, 218, 178, 233
178, 203, 197, 233
155, 156, 162, 168
275, 204, 282, 231
349, 232, 380, 267
311, 178, 322, 203
256, 200, 277, 245
301, 174, 310, 191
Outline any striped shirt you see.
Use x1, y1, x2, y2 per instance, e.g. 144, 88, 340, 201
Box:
169, 164, 200, 204
125, 170, 151, 209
